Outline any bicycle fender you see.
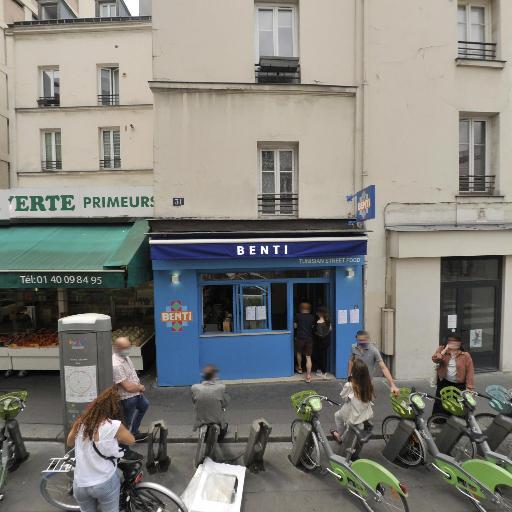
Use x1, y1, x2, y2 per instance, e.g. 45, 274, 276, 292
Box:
351, 459, 407, 497
462, 459, 512, 493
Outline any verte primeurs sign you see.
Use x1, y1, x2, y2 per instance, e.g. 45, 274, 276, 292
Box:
0, 187, 154, 219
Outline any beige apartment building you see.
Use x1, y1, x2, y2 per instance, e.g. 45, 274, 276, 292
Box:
149, 0, 512, 385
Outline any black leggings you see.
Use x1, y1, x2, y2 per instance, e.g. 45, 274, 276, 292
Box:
315, 343, 330, 373
432, 379, 466, 416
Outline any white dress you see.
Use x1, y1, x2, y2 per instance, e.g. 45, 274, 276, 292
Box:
335, 382, 374, 432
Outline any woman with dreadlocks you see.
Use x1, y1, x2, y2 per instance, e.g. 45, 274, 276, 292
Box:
67, 386, 135, 512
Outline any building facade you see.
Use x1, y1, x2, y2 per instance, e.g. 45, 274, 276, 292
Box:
150, 0, 512, 385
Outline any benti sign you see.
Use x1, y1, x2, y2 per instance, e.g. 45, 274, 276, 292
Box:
0, 187, 154, 219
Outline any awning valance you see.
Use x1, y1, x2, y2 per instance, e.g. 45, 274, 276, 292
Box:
0, 220, 149, 288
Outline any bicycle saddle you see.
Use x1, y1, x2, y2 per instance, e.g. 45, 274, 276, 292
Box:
118, 460, 142, 480
351, 421, 373, 444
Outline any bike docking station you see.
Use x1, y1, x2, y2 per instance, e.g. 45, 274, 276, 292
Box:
58, 314, 114, 439
146, 419, 171, 474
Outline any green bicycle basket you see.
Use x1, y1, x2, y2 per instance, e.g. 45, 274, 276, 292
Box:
291, 390, 318, 422
486, 385, 512, 415
440, 386, 465, 416
390, 388, 414, 419
0, 391, 28, 420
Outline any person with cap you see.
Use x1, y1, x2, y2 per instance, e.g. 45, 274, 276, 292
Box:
431, 335, 474, 415
349, 330, 400, 395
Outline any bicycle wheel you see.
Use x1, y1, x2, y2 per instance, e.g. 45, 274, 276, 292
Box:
40, 471, 80, 511
130, 482, 187, 511
476, 413, 512, 456
194, 426, 208, 468
382, 415, 425, 467
361, 484, 410, 512
427, 414, 476, 462
291, 419, 320, 471
495, 485, 512, 511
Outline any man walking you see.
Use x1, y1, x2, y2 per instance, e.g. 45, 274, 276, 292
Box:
113, 336, 149, 442
348, 330, 400, 395
191, 365, 229, 440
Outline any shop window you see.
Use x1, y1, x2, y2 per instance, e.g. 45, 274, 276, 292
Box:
201, 283, 288, 334
441, 256, 500, 282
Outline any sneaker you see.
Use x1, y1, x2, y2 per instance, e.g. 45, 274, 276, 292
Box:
315, 370, 323, 377
17, 370, 28, 378
323, 373, 328, 380
134, 432, 148, 443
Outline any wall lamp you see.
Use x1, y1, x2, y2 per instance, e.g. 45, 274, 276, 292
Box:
171, 272, 180, 285
345, 268, 355, 279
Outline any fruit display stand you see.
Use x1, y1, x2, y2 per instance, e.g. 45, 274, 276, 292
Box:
127, 332, 155, 371
0, 346, 11, 371
10, 346, 59, 370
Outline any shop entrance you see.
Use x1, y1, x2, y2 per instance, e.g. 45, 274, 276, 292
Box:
293, 283, 333, 374
440, 256, 502, 371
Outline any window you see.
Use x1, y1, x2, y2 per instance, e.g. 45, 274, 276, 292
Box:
99, 2, 117, 17
39, 68, 60, 107
41, 130, 61, 170
457, 2, 495, 59
256, 5, 296, 59
98, 67, 119, 105
459, 118, 494, 193
100, 129, 120, 169
258, 146, 297, 216
201, 283, 288, 334
40, 2, 57, 19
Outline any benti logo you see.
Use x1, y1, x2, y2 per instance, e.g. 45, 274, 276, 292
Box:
357, 190, 371, 218
161, 300, 192, 332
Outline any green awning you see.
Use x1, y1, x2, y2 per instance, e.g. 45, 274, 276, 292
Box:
0, 220, 149, 289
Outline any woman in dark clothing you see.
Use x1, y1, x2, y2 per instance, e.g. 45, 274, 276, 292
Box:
431, 335, 475, 415
294, 302, 315, 383
314, 307, 332, 379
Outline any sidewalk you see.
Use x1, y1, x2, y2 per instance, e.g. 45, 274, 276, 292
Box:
3, 368, 510, 442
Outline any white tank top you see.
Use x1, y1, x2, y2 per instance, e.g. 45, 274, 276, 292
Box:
74, 419, 123, 488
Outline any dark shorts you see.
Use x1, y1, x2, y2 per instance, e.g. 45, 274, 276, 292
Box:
295, 338, 313, 357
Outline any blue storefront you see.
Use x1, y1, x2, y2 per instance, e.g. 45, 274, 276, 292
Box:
150, 224, 367, 386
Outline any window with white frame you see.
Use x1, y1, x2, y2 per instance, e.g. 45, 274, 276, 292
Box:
39, 68, 60, 106
41, 130, 61, 170
100, 128, 120, 169
98, 66, 119, 105
459, 118, 493, 193
259, 146, 296, 215
99, 2, 117, 17
256, 5, 297, 59
457, 2, 494, 59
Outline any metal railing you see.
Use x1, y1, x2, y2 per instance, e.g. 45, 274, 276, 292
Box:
255, 67, 301, 84
459, 174, 496, 194
13, 16, 152, 27
97, 94, 119, 106
100, 158, 121, 169
458, 41, 497, 60
41, 160, 62, 171
37, 96, 60, 107
258, 194, 298, 216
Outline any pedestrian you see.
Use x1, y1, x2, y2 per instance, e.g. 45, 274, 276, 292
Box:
331, 358, 374, 444
112, 337, 149, 444
431, 335, 475, 415
314, 306, 332, 379
67, 386, 135, 512
294, 302, 316, 383
191, 364, 229, 441
349, 330, 399, 395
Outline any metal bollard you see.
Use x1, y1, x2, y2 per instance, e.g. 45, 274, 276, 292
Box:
243, 418, 272, 473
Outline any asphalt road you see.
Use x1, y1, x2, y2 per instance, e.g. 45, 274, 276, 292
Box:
5, 440, 507, 512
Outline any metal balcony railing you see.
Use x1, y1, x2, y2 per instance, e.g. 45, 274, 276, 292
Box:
37, 96, 60, 107
255, 56, 300, 84
258, 194, 298, 216
41, 160, 62, 171
97, 94, 119, 106
458, 41, 497, 60
100, 158, 121, 169
459, 174, 496, 195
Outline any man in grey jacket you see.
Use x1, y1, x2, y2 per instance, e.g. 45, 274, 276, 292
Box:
191, 365, 229, 440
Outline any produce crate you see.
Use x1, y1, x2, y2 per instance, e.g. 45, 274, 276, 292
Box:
128, 333, 155, 371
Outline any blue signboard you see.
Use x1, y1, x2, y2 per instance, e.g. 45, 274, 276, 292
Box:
151, 239, 367, 261
352, 185, 376, 222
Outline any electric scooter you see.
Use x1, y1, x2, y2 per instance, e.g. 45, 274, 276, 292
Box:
382, 387, 512, 511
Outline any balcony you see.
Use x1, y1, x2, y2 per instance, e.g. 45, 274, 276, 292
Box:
458, 41, 497, 61
41, 160, 62, 171
97, 94, 119, 106
100, 158, 121, 169
459, 174, 496, 195
255, 57, 300, 84
37, 96, 60, 107
258, 193, 298, 216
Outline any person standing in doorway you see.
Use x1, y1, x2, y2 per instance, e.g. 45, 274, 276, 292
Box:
349, 330, 400, 395
112, 337, 149, 444
314, 307, 332, 379
294, 302, 316, 383
431, 335, 475, 415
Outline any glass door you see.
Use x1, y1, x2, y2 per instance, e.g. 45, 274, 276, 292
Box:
440, 257, 502, 370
